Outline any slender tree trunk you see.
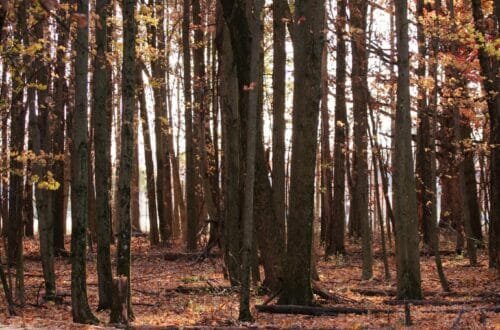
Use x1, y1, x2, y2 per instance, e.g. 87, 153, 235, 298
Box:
137, 72, 160, 245
53, 1, 69, 254
415, 0, 432, 247
184, 0, 197, 252
394, 0, 423, 299
349, 0, 372, 279
254, 20, 284, 292
0, 60, 8, 237
326, 0, 347, 256
131, 113, 140, 232
320, 41, 333, 247
271, 0, 287, 246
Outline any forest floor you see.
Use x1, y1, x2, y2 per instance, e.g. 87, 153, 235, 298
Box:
0, 236, 499, 329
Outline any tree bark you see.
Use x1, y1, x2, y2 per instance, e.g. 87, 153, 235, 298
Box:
93, 0, 113, 310
117, 0, 136, 318
471, 0, 499, 271
184, 0, 197, 252
394, 0, 423, 299
216, 3, 241, 285
349, 0, 372, 279
137, 72, 160, 246
279, 0, 325, 306
71, 0, 98, 322
326, 0, 347, 256
271, 0, 287, 257
53, 0, 69, 254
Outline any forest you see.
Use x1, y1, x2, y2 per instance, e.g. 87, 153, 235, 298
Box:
0, 0, 499, 328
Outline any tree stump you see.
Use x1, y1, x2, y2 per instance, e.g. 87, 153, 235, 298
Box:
110, 276, 128, 325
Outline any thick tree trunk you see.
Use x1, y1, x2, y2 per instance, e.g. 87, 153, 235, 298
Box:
117, 0, 136, 318
394, 0, 423, 299
279, 0, 325, 306
93, 0, 113, 310
33, 9, 56, 300
71, 0, 98, 323
471, 0, 499, 270
238, 1, 262, 319
216, 3, 241, 285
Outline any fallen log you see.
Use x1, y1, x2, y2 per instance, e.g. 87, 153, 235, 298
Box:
420, 306, 500, 314
255, 304, 393, 316
312, 282, 356, 304
384, 298, 500, 306
163, 251, 221, 261
351, 288, 500, 299
165, 284, 235, 295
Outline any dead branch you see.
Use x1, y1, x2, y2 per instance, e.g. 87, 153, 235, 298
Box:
255, 304, 394, 316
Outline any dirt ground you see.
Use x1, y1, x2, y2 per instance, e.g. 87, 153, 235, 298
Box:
0, 236, 499, 329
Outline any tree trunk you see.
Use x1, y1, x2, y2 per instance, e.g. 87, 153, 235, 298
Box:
117, 0, 136, 318
279, 0, 325, 306
184, 0, 197, 252
471, 0, 499, 270
71, 0, 98, 322
320, 40, 333, 247
254, 20, 284, 292
33, 9, 56, 300
138, 72, 160, 246
326, 0, 347, 256
415, 0, 432, 247
271, 0, 287, 252
394, 0, 423, 299
216, 3, 241, 285
131, 113, 140, 232
93, 0, 113, 310
349, 0, 372, 279
53, 1, 69, 254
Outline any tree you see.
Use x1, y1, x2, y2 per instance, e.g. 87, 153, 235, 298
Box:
117, 0, 136, 318
271, 0, 287, 255
349, 0, 372, 279
216, 1, 241, 285
53, 0, 69, 254
394, 0, 423, 299
71, 0, 98, 322
471, 0, 499, 271
93, 0, 113, 310
326, 0, 347, 256
32, 2, 56, 301
184, 0, 197, 252
137, 70, 160, 245
8, 0, 29, 305
279, 0, 325, 306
